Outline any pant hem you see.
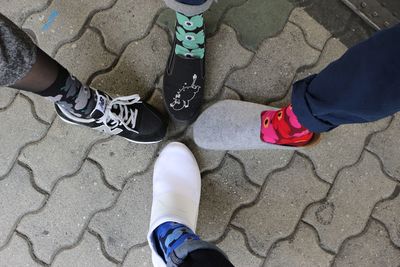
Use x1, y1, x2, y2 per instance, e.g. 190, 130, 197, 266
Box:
163, 0, 214, 16
291, 75, 336, 133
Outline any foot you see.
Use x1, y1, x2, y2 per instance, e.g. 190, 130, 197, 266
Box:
55, 90, 167, 144
147, 142, 201, 267
163, 12, 205, 123
261, 104, 314, 147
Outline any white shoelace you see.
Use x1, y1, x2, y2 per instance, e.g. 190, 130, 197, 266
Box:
98, 94, 141, 134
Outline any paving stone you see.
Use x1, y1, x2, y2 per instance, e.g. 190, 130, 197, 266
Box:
301, 118, 391, 183
229, 150, 294, 185
122, 245, 152, 267
220, 87, 241, 101
55, 28, 117, 83
156, 0, 247, 37
297, 37, 347, 80
0, 164, 45, 248
232, 155, 330, 256
0, 0, 48, 26
217, 228, 264, 267
88, 137, 158, 190
288, 8, 331, 50
303, 152, 397, 253
0, 87, 18, 109
21, 92, 55, 124
0, 96, 48, 177
372, 187, 400, 247
197, 157, 259, 241
226, 22, 319, 104
52, 231, 116, 267
17, 161, 117, 264
264, 223, 334, 267
23, 0, 115, 55
205, 24, 253, 100
333, 220, 400, 267
0, 234, 40, 267
368, 114, 400, 181
89, 171, 153, 261
182, 128, 226, 173
19, 117, 106, 192
91, 26, 169, 98
91, 0, 165, 53
224, 0, 294, 50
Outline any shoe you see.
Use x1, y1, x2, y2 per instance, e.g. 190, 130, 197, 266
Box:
147, 142, 201, 267
55, 90, 167, 144
163, 15, 205, 123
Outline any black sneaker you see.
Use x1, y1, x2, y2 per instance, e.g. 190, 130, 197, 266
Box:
55, 90, 167, 144
163, 14, 205, 123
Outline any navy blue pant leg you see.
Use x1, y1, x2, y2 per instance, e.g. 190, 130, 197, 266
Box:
292, 23, 400, 133
176, 0, 208, 5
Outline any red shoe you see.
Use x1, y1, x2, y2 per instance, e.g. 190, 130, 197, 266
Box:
261, 105, 314, 147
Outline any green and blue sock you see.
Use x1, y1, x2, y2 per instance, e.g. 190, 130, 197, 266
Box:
175, 12, 205, 59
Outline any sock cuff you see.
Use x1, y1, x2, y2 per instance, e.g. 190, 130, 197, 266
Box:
37, 64, 69, 97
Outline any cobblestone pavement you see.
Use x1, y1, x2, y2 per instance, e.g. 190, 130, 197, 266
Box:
1, 0, 400, 266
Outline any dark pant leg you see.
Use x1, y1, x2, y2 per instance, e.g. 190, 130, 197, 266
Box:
176, 0, 208, 5
292, 23, 400, 133
180, 249, 235, 267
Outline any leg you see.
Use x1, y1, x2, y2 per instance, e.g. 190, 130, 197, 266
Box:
147, 142, 234, 267
0, 13, 166, 143
292, 23, 400, 133
162, 0, 211, 122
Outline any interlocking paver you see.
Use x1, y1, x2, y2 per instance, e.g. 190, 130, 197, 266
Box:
372, 187, 400, 247
368, 114, 400, 181
333, 220, 400, 267
122, 246, 152, 267
156, 0, 247, 37
21, 92, 55, 124
23, 0, 115, 55
220, 87, 241, 101
52, 231, 116, 267
225, 22, 319, 104
264, 223, 334, 267
0, 164, 45, 248
0, 0, 47, 26
303, 152, 397, 253
229, 150, 294, 185
232, 155, 330, 256
217, 228, 264, 267
288, 8, 331, 51
0, 96, 48, 177
17, 161, 117, 264
91, 0, 165, 53
89, 171, 152, 262
55, 28, 117, 83
88, 137, 158, 190
91, 26, 169, 97
301, 118, 391, 183
224, 0, 294, 50
19, 117, 106, 192
0, 87, 17, 109
205, 24, 253, 100
0, 234, 40, 267
197, 157, 259, 241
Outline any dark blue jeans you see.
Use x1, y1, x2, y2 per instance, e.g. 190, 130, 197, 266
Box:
292, 24, 400, 133
176, 0, 207, 5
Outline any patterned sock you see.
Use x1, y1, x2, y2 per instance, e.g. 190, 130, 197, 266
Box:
154, 222, 200, 261
261, 104, 314, 147
38, 66, 97, 118
175, 12, 205, 59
